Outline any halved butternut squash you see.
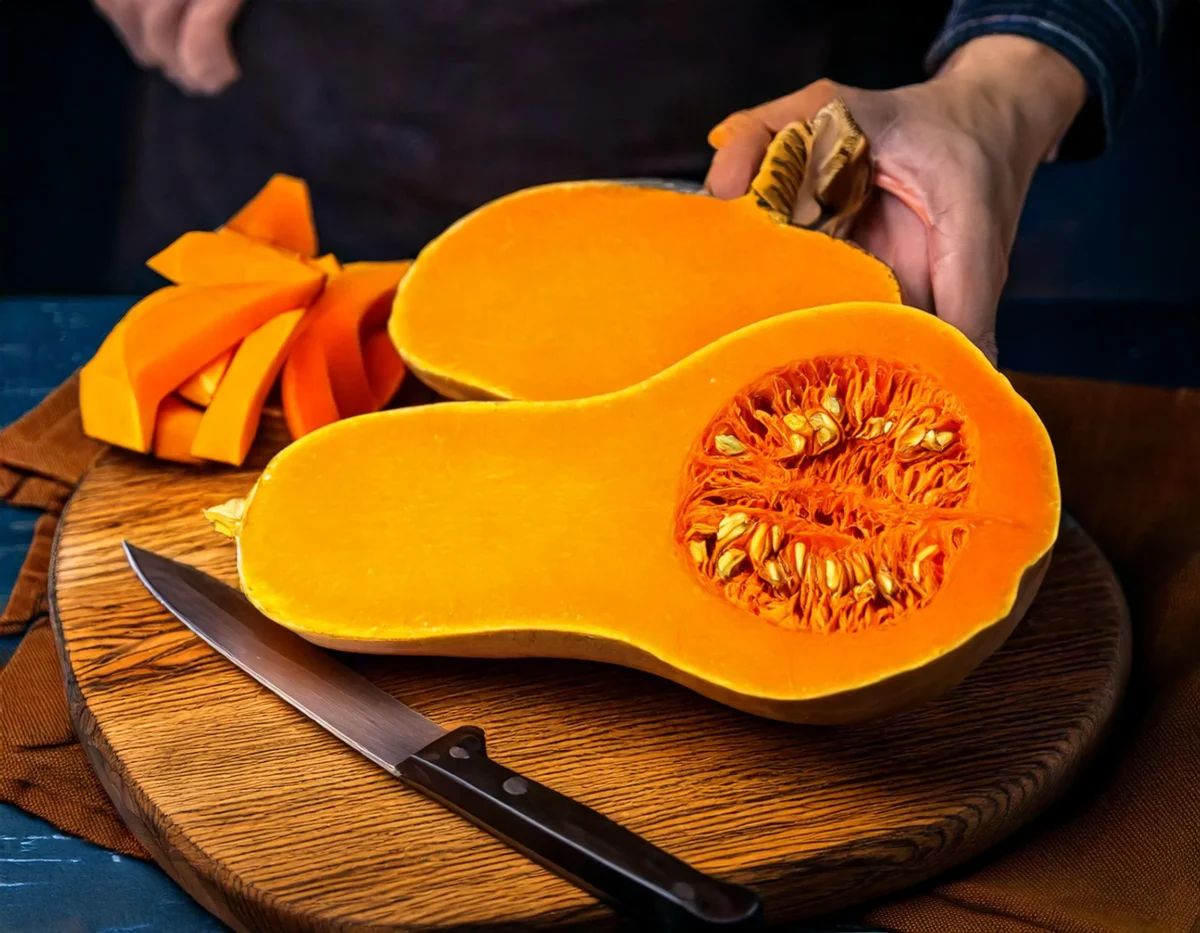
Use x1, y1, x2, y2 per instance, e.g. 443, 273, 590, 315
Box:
389, 103, 901, 401
213, 303, 1060, 723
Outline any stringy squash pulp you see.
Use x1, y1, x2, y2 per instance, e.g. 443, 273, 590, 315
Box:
215, 303, 1060, 723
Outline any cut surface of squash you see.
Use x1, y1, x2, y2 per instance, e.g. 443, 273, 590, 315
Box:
362, 329, 406, 409
219, 303, 1059, 723
177, 347, 236, 407
280, 335, 340, 440
285, 261, 411, 422
147, 230, 319, 286
85, 279, 321, 453
191, 310, 306, 466
223, 174, 318, 258
391, 184, 900, 401
151, 395, 205, 464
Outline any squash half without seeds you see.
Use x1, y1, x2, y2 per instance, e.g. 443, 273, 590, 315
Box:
389, 100, 902, 402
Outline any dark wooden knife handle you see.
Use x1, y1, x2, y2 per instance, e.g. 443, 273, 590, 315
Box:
397, 726, 763, 930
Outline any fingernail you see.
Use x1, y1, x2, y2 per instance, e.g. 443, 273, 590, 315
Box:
707, 124, 732, 149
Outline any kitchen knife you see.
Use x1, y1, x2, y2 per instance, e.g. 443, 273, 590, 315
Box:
123, 542, 762, 930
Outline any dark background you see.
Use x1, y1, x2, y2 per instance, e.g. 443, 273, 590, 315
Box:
1, 0, 1197, 385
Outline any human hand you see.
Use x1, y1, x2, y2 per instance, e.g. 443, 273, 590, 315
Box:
93, 0, 245, 96
705, 35, 1087, 364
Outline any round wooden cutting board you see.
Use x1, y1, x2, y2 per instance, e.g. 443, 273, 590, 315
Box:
50, 427, 1131, 932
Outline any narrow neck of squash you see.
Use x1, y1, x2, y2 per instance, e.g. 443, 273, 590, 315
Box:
741, 98, 873, 240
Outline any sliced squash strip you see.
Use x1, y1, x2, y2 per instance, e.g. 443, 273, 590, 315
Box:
223, 174, 318, 258
177, 346, 236, 406
151, 395, 206, 464
148, 229, 319, 286
281, 334, 340, 440
95, 278, 322, 453
363, 329, 407, 409
291, 261, 411, 421
191, 309, 307, 466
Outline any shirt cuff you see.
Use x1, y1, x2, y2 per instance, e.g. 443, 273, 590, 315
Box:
925, 0, 1170, 159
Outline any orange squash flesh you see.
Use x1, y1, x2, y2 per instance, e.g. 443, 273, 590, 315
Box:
151, 395, 206, 464
362, 329, 406, 408
280, 335, 340, 440
191, 310, 306, 466
390, 183, 901, 401
84, 278, 322, 453
223, 174, 318, 258
309, 262, 411, 417
224, 303, 1059, 723
177, 347, 236, 407
147, 230, 318, 286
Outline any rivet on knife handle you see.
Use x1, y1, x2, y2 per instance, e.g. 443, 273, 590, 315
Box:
398, 726, 763, 930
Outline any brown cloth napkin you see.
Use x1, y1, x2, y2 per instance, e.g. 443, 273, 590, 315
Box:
1, 372, 1197, 927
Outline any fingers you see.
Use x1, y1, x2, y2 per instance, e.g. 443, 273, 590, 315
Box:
851, 191, 934, 312
92, 0, 243, 95
704, 80, 843, 200
141, 0, 189, 70
93, 0, 152, 65
175, 0, 244, 94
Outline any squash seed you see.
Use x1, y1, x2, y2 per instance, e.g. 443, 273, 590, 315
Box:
876, 568, 897, 597
770, 525, 785, 554
824, 558, 844, 592
792, 541, 807, 575
715, 434, 746, 456
688, 539, 708, 565
716, 548, 747, 579
912, 544, 939, 583
747, 522, 771, 564
822, 395, 842, 417
788, 432, 807, 454
762, 559, 785, 587
716, 512, 749, 539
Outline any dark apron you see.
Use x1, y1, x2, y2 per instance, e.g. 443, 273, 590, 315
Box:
113, 1, 945, 291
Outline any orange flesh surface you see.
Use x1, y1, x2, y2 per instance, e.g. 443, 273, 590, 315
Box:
96, 279, 323, 452
177, 347, 236, 406
391, 183, 901, 400
223, 174, 318, 258
146, 230, 317, 286
362, 330, 407, 409
237, 304, 1059, 702
191, 309, 306, 465
150, 395, 205, 464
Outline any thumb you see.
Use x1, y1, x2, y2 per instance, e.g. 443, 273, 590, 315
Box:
704, 80, 842, 200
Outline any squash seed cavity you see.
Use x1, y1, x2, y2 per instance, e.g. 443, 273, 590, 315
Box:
676, 356, 974, 633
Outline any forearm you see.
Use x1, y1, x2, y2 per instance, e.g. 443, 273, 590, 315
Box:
926, 0, 1178, 156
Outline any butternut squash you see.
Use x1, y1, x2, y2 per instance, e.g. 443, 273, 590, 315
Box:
211, 303, 1060, 723
279, 261, 412, 434
224, 174, 318, 258
191, 310, 306, 466
147, 230, 317, 286
177, 347, 236, 407
362, 330, 406, 409
81, 278, 322, 452
389, 102, 901, 401
151, 395, 205, 464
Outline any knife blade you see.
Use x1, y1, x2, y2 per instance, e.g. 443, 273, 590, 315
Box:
123, 542, 763, 930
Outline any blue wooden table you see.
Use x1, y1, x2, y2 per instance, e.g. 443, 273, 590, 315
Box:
0, 295, 1195, 933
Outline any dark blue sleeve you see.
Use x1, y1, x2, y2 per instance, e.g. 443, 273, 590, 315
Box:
925, 0, 1178, 156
